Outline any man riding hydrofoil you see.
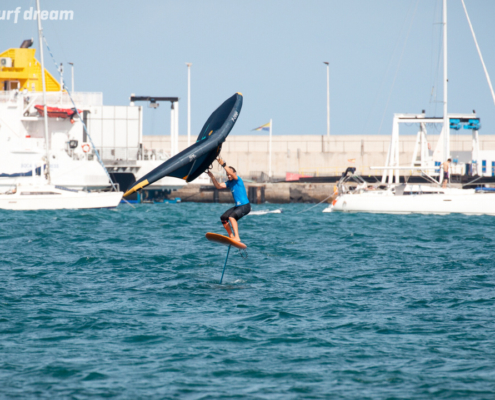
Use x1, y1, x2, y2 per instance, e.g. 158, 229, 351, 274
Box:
207, 157, 251, 242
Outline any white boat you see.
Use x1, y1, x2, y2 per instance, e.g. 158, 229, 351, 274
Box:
323, 174, 495, 215
0, 0, 122, 210
0, 74, 186, 196
0, 183, 122, 210
325, 0, 495, 216
330, 190, 495, 215
0, 40, 185, 198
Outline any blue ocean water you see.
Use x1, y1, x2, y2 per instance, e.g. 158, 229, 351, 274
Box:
1, 203, 495, 399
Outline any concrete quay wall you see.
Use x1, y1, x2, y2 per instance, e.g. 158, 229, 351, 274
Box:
173, 183, 337, 204
143, 134, 495, 178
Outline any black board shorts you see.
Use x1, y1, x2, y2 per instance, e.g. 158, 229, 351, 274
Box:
220, 203, 251, 222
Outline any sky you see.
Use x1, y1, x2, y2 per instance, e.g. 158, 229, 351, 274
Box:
1, 0, 495, 138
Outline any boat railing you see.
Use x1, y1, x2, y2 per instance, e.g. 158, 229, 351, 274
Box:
96, 147, 170, 162
337, 173, 369, 195
97, 147, 140, 162
299, 165, 460, 180
299, 165, 435, 177
299, 166, 371, 177
0, 91, 103, 107
0, 91, 20, 104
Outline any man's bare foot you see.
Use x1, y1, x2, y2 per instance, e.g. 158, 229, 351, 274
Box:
232, 236, 241, 242
229, 233, 235, 239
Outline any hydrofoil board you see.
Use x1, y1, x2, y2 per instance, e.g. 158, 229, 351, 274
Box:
205, 233, 247, 249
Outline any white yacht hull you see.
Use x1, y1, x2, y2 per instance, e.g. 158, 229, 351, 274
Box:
324, 191, 495, 215
0, 185, 123, 210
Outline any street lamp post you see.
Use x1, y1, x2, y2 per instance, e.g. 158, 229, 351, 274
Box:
68, 62, 74, 93
323, 62, 330, 136
269, 119, 272, 178
186, 62, 192, 146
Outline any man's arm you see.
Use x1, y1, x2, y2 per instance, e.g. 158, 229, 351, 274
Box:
217, 157, 238, 180
207, 171, 227, 189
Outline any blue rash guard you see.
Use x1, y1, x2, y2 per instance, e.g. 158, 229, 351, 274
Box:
225, 176, 249, 206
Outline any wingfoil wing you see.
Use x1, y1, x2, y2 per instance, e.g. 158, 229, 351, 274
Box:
123, 93, 243, 197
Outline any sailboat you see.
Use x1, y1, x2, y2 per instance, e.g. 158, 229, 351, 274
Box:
0, 182, 123, 210
325, 0, 495, 215
0, 0, 122, 210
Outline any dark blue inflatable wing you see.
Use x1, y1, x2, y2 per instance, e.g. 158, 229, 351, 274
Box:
124, 93, 242, 197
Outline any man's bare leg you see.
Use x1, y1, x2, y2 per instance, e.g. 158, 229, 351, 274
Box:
222, 221, 234, 238
229, 217, 241, 242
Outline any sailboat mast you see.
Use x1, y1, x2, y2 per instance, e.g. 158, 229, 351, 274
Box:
442, 0, 449, 162
36, 0, 51, 184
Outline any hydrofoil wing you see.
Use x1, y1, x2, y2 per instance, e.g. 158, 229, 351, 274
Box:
205, 232, 247, 249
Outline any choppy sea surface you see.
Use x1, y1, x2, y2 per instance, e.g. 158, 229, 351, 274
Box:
1, 203, 495, 399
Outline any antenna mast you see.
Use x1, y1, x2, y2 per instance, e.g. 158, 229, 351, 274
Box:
442, 0, 449, 162
36, 0, 51, 184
